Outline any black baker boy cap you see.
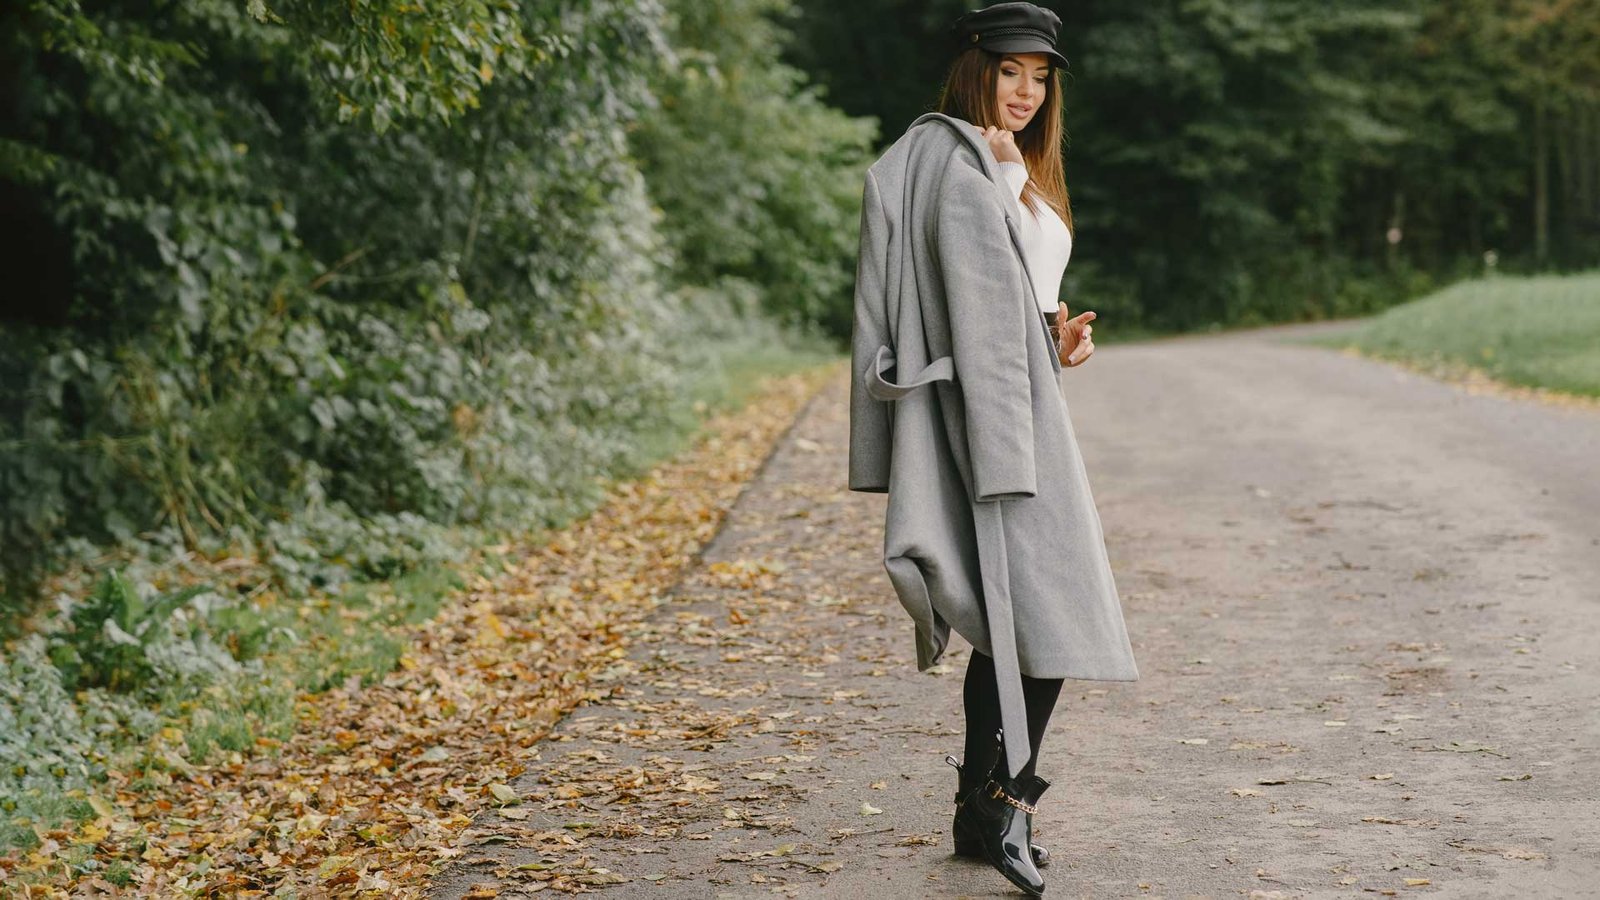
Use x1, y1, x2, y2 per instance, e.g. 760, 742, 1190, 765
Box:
950, 2, 1068, 70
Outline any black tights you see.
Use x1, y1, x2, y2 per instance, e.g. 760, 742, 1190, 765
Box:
960, 649, 1064, 796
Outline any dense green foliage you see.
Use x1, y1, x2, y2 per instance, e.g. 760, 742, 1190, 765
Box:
1316, 271, 1600, 396
0, 0, 865, 848
0, 0, 868, 612
632, 0, 877, 339
782, 0, 1600, 330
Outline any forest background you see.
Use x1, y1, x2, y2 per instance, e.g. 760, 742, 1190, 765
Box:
1, 0, 1595, 862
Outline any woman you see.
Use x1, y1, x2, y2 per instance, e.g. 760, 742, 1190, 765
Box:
847, 3, 1139, 896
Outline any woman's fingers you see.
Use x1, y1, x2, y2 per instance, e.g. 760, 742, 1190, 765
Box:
1067, 339, 1094, 366
978, 125, 1017, 151
1061, 310, 1097, 366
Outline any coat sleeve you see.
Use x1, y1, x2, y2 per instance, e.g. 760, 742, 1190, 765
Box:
848, 169, 892, 493
935, 159, 1037, 502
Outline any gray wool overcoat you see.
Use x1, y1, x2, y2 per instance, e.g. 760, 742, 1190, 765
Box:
848, 112, 1139, 777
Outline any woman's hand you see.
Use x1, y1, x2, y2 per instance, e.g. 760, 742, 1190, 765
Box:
1056, 305, 1096, 367
976, 125, 1024, 166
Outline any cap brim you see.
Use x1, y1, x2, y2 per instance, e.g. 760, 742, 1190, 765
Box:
980, 37, 1068, 70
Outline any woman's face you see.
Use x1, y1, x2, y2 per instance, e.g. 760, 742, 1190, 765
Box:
996, 52, 1049, 132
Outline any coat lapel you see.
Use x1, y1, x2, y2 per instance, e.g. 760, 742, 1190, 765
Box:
909, 112, 1062, 374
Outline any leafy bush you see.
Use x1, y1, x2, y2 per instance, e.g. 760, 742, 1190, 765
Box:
0, 638, 101, 789
632, 0, 877, 337
0, 636, 104, 847
47, 571, 241, 695
0, 0, 865, 619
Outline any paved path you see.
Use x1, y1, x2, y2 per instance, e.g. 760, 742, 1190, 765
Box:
432, 323, 1600, 899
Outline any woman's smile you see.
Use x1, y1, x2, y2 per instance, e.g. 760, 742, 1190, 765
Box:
996, 52, 1048, 129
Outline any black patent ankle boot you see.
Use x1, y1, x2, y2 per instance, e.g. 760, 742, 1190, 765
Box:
948, 732, 1049, 896
946, 755, 1050, 868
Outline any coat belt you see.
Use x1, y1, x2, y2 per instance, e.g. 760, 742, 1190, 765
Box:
864, 343, 954, 402
973, 501, 1032, 778
866, 341, 1032, 779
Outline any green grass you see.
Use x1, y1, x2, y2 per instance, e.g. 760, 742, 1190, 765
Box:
601, 329, 840, 487
286, 563, 465, 695
1302, 271, 1600, 397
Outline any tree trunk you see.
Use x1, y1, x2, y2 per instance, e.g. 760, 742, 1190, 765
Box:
1580, 104, 1595, 222
1556, 106, 1576, 263
1533, 96, 1549, 266
1468, 193, 1482, 259
1584, 102, 1599, 245
1386, 189, 1405, 271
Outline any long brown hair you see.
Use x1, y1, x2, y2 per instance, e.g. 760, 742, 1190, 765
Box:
934, 47, 1074, 235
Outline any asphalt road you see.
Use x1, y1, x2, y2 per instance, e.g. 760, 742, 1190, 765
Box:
433, 322, 1600, 899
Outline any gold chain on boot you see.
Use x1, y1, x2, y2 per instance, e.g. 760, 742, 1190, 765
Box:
985, 779, 1038, 814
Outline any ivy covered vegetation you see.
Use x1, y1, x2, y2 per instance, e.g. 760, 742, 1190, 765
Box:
0, 0, 864, 852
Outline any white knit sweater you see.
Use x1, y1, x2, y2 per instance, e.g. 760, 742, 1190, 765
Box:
997, 160, 1072, 314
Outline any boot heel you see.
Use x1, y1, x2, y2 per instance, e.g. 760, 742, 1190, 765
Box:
949, 754, 985, 857
952, 812, 983, 856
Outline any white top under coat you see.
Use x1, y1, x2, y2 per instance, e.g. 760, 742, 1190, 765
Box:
996, 160, 1072, 314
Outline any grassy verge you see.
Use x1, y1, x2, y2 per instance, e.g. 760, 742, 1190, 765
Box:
0, 328, 840, 862
1299, 271, 1600, 398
